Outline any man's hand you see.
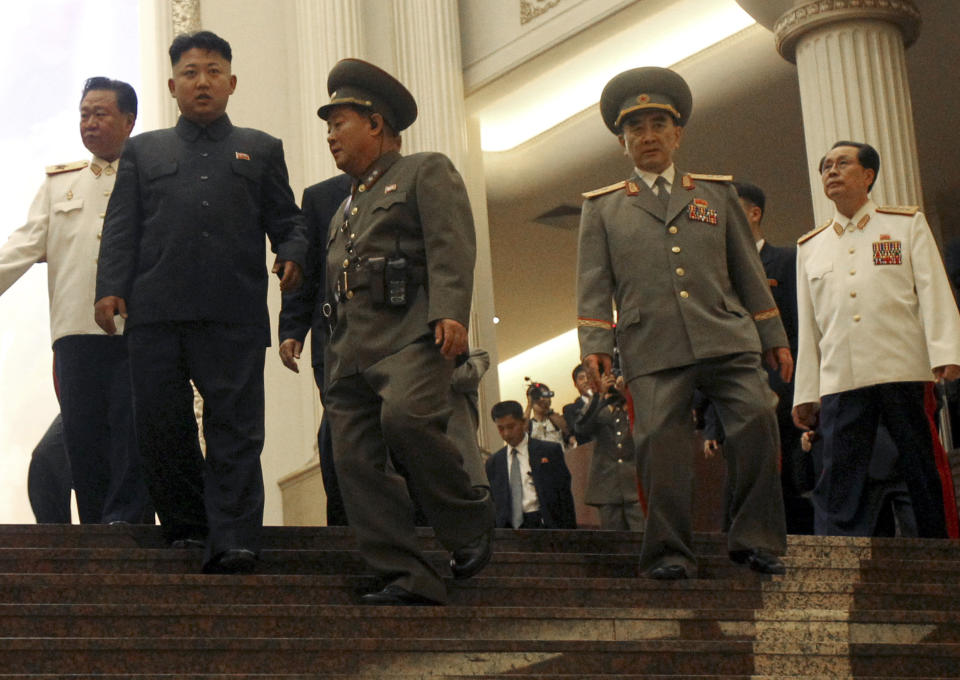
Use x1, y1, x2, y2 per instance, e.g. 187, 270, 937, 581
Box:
434, 318, 467, 359
583, 353, 613, 393
703, 439, 720, 458
792, 401, 820, 430
94, 296, 127, 335
764, 346, 794, 383
272, 257, 303, 292
934, 364, 960, 382
279, 338, 303, 373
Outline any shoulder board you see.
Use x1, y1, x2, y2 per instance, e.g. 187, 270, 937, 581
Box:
582, 181, 626, 199
797, 218, 833, 245
686, 173, 733, 182
46, 160, 88, 176
877, 205, 919, 216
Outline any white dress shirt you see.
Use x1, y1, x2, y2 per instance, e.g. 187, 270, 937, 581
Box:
794, 199, 960, 404
0, 157, 123, 344
635, 163, 676, 194
507, 433, 540, 514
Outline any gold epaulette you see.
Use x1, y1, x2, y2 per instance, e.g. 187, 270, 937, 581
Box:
686, 173, 733, 182
877, 205, 920, 216
797, 218, 833, 245
582, 181, 626, 199
46, 160, 88, 176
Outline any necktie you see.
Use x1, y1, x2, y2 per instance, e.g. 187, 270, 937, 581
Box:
654, 175, 670, 214
509, 448, 523, 529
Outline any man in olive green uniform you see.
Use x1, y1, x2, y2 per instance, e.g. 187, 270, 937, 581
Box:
318, 59, 494, 606
577, 67, 791, 579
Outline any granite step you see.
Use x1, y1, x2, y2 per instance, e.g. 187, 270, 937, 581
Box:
2, 603, 958, 643
0, 637, 958, 676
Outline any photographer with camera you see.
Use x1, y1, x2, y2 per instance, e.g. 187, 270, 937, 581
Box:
523, 381, 572, 449
574, 372, 644, 530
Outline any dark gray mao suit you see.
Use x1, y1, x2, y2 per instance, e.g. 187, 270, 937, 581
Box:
324, 150, 494, 604
96, 114, 307, 565
577, 170, 788, 576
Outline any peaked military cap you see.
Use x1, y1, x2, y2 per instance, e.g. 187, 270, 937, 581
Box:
600, 66, 692, 133
317, 58, 418, 132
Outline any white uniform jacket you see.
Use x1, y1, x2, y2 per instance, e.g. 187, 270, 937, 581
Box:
0, 157, 122, 343
794, 199, 960, 405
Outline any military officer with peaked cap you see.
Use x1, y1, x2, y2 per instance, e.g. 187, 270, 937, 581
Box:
577, 66, 791, 579
317, 59, 495, 606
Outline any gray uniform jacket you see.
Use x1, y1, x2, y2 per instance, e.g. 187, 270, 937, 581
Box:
574, 401, 639, 506
325, 151, 476, 384
96, 115, 308, 345
577, 170, 787, 379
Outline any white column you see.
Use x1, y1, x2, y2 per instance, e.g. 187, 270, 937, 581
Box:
772, 0, 922, 225
295, 0, 363, 185
392, 0, 502, 448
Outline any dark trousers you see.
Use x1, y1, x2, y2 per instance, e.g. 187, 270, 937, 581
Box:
53, 334, 151, 524
325, 340, 494, 604
126, 322, 266, 565
28, 415, 73, 523
817, 382, 951, 538
313, 365, 348, 527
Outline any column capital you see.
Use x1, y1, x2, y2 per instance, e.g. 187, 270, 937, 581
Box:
774, 0, 921, 63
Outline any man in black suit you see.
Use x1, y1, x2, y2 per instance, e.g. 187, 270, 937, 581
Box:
278, 173, 352, 526
486, 401, 576, 529
95, 31, 307, 573
562, 364, 593, 446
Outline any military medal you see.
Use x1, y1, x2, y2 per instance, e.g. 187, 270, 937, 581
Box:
873, 240, 902, 265
688, 198, 718, 225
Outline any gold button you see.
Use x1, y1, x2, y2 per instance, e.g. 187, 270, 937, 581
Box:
104, 190, 111, 196
97, 232, 102, 240
351, 207, 358, 215
668, 226, 678, 234
675, 267, 685, 276
616, 443, 623, 449
350, 233, 357, 239
99, 212, 105, 218
853, 314, 861, 322
680, 290, 689, 299
346, 290, 354, 300
850, 269, 856, 275
671, 246, 681, 253
358, 185, 366, 193
849, 247, 855, 254
850, 291, 857, 298
617, 458, 623, 463
342, 259, 350, 267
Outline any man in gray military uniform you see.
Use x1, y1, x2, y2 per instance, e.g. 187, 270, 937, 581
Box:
577, 67, 792, 579
318, 59, 495, 606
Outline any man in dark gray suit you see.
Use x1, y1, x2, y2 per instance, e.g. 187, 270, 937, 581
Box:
95, 31, 307, 573
317, 59, 494, 606
577, 67, 791, 579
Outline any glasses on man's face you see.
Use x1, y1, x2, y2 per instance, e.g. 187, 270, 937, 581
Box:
821, 158, 858, 174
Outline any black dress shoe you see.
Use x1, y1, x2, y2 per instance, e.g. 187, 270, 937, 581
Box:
170, 538, 205, 549
203, 548, 257, 574
449, 528, 493, 580
730, 549, 786, 575
648, 564, 688, 580
360, 585, 443, 606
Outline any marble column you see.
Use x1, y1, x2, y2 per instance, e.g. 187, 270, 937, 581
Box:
391, 0, 502, 450
766, 0, 923, 224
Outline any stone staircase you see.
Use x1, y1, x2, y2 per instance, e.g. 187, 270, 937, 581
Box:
0, 525, 958, 678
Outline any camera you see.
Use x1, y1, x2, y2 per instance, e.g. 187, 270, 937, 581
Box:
525, 379, 554, 401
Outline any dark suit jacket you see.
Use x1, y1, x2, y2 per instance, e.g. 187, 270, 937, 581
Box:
96, 115, 307, 345
563, 399, 593, 445
278, 173, 352, 382
760, 241, 798, 356
485, 437, 576, 529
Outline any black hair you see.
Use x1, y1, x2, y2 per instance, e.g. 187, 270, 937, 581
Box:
820, 140, 880, 191
733, 181, 765, 217
572, 364, 587, 381
169, 30, 232, 66
491, 400, 524, 421
81, 77, 137, 118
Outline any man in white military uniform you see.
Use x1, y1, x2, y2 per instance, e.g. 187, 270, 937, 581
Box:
793, 140, 960, 538
0, 77, 150, 524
